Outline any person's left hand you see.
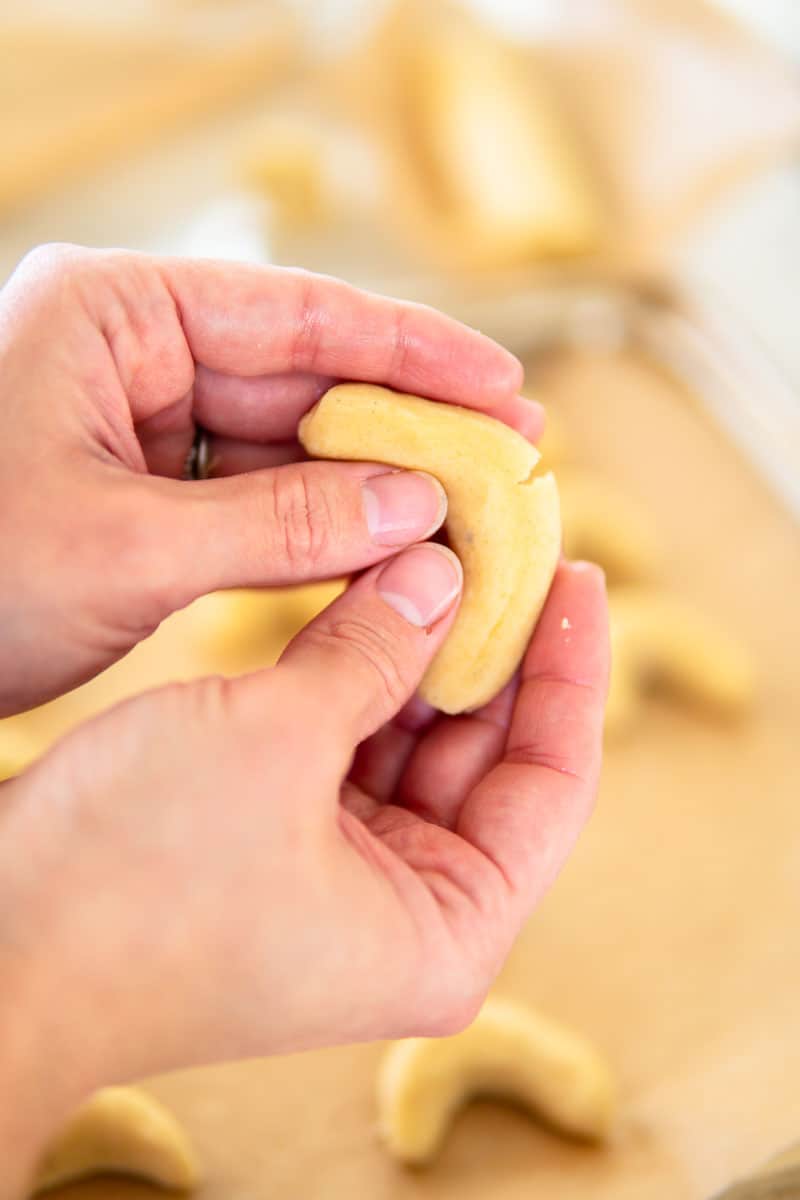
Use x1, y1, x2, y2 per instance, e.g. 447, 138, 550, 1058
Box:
0, 547, 607, 1192
0, 244, 536, 716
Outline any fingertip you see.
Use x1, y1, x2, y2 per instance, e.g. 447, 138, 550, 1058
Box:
279, 542, 464, 746
521, 557, 610, 684
480, 392, 543, 442
434, 311, 522, 400
567, 559, 608, 589
494, 347, 525, 397
517, 395, 547, 442
362, 469, 448, 547
556, 559, 610, 633
376, 543, 463, 629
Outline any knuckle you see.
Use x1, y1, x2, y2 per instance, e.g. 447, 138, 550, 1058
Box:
72, 254, 191, 410
141, 676, 240, 752
17, 241, 85, 282
312, 615, 410, 710
6, 244, 89, 314
137, 679, 201, 726
290, 270, 323, 370
389, 305, 412, 377
187, 673, 238, 720
268, 468, 334, 573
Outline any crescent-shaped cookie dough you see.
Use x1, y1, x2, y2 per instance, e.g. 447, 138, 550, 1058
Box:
397, 3, 601, 266
32, 1087, 200, 1194
559, 470, 660, 583
606, 586, 754, 737
299, 385, 561, 714
377, 996, 616, 1165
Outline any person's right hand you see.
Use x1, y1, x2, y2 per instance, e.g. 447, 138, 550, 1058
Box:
0, 548, 607, 1189
0, 245, 538, 717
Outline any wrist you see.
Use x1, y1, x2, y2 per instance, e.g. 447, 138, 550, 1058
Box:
0, 987, 70, 1199
0, 776, 110, 1195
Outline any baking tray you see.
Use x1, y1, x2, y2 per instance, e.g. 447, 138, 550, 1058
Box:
27, 281, 797, 1200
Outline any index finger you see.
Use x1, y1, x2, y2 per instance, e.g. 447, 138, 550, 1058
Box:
162, 259, 523, 410
456, 561, 609, 912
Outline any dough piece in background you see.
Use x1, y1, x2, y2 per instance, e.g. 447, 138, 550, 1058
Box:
377, 995, 616, 1165
31, 1086, 200, 1194
401, 3, 602, 267
0, 721, 40, 783
186, 579, 347, 672
606, 586, 755, 737
323, 0, 603, 271
299, 384, 561, 714
239, 119, 327, 229
522, 392, 660, 581
238, 113, 380, 235
558, 469, 661, 583
0, 583, 346, 770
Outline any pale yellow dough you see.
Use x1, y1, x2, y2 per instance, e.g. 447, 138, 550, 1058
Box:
559, 470, 661, 583
397, 3, 602, 267
0, 722, 39, 783
187, 580, 346, 671
606, 586, 755, 737
32, 1086, 200, 1194
377, 996, 616, 1165
299, 385, 561, 714
239, 120, 327, 230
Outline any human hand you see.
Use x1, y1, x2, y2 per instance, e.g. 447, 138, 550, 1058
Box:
0, 244, 537, 716
0, 548, 607, 1184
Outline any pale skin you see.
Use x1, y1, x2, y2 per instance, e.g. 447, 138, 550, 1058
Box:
0, 245, 609, 1197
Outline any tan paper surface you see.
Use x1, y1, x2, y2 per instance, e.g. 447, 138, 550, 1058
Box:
42, 347, 800, 1200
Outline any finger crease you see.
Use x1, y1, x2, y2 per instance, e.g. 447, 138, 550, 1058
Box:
526, 671, 598, 692
292, 273, 323, 371
504, 747, 585, 783
389, 306, 412, 379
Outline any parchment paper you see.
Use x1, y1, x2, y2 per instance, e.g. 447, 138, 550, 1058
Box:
45, 347, 800, 1200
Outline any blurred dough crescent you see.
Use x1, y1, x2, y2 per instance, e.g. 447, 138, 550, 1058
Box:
377, 996, 616, 1164
606, 586, 754, 736
32, 1087, 200, 1194
0, 722, 39, 782
559, 470, 660, 583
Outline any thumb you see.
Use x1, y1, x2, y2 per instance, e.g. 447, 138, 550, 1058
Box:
141, 461, 447, 609
277, 543, 463, 745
